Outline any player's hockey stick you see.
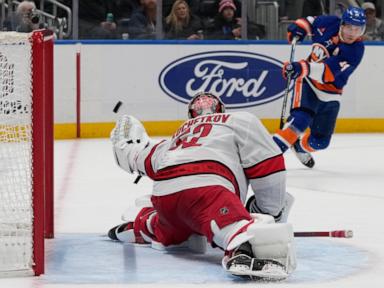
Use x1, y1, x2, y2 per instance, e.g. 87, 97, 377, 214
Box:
294, 230, 353, 238
279, 37, 298, 129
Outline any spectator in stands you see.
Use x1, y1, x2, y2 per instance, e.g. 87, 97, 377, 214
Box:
207, 0, 265, 40
185, 0, 240, 25
78, 0, 119, 39
163, 0, 199, 17
362, 2, 384, 41
164, 0, 203, 39
8, 0, 43, 33
128, 0, 157, 39
215, 0, 241, 17
332, 1, 360, 17
206, 0, 241, 39
302, 0, 327, 17
365, 1, 382, 17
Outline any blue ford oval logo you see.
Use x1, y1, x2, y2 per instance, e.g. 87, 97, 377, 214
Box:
159, 51, 286, 108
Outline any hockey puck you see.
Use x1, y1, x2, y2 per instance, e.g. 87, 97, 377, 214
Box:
113, 101, 123, 113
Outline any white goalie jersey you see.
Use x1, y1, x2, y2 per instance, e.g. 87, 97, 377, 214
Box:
113, 111, 287, 217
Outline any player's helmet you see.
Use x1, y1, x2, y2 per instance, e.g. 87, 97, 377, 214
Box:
341, 6, 366, 27
188, 92, 225, 119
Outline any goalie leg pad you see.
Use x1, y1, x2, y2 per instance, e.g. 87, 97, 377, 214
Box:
220, 217, 296, 280
247, 222, 296, 274
211, 219, 251, 250
224, 214, 275, 251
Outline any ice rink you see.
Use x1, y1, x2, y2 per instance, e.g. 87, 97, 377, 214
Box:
1, 134, 384, 288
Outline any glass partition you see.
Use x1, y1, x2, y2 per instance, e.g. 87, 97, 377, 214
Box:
1, 0, 383, 42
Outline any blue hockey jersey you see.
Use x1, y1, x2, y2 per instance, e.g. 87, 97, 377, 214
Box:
295, 15, 364, 100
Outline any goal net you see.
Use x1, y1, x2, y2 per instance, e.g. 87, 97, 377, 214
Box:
0, 30, 54, 277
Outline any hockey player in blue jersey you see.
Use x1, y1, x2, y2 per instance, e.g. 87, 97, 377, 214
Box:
273, 6, 366, 168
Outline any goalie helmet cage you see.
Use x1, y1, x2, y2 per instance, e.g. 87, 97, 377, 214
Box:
0, 30, 54, 277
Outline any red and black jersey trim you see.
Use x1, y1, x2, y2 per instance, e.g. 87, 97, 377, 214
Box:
244, 154, 285, 179
153, 160, 240, 197
144, 140, 166, 179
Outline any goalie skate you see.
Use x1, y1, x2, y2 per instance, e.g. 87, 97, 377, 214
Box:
108, 222, 149, 244
291, 141, 315, 168
224, 253, 288, 281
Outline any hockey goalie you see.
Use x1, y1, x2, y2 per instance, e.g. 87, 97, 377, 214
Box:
108, 92, 296, 280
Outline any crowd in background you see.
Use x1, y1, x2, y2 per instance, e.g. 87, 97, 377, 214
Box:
72, 0, 266, 40
1, 0, 383, 41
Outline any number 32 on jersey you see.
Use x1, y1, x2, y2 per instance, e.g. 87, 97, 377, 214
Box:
170, 124, 213, 150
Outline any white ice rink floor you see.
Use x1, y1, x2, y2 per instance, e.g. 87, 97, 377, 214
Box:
1, 134, 384, 288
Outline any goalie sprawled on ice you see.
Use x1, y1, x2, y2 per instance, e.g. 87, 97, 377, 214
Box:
108, 92, 296, 281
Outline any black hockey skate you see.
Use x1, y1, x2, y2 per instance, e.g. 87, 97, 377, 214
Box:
224, 242, 288, 281
108, 221, 150, 244
291, 140, 315, 168
108, 222, 134, 241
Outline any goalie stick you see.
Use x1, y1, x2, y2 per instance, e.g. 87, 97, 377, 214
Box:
294, 230, 353, 238
113, 101, 142, 184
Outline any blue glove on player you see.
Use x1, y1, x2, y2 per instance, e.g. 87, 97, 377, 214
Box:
282, 61, 309, 80
287, 21, 308, 43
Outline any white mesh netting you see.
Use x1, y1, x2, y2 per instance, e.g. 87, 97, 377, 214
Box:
0, 32, 34, 274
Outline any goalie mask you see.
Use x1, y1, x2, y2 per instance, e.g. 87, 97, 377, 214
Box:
188, 92, 225, 119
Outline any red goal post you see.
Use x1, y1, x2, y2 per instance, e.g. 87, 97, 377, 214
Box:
0, 30, 54, 277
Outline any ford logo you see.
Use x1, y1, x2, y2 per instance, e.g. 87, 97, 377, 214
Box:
159, 51, 287, 108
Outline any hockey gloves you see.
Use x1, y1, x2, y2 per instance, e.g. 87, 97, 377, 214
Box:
245, 193, 295, 223
282, 60, 309, 80
287, 22, 308, 43
110, 115, 150, 174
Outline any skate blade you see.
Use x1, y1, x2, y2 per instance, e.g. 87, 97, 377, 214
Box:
228, 264, 288, 281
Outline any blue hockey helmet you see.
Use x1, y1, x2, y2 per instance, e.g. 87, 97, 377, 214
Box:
341, 6, 366, 27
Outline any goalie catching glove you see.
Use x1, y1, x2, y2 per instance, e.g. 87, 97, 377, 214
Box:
110, 115, 150, 174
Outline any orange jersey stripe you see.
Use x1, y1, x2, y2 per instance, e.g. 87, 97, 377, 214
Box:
293, 78, 304, 108
310, 79, 342, 94
276, 127, 299, 145
323, 64, 335, 83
